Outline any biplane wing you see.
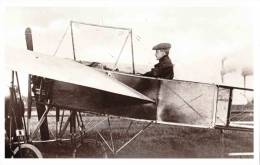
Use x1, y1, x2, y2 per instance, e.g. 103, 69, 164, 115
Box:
5, 46, 154, 103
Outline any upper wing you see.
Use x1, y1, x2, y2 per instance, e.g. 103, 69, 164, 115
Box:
5, 46, 154, 103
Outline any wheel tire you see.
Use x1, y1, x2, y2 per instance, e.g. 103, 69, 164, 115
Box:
13, 144, 43, 158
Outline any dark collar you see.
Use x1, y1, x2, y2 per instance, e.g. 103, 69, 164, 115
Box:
159, 55, 170, 63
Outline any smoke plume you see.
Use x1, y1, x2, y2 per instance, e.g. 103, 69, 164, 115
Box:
241, 67, 253, 76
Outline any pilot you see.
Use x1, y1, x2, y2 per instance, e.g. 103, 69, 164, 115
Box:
143, 43, 174, 79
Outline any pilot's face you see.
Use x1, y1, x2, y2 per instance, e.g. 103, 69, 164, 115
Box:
155, 50, 166, 60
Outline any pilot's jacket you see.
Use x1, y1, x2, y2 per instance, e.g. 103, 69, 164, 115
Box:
144, 55, 174, 79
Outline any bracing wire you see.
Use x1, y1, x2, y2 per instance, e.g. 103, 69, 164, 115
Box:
52, 25, 70, 56
164, 84, 205, 118
56, 21, 134, 71
113, 32, 130, 71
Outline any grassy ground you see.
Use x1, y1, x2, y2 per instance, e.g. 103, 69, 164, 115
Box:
27, 112, 253, 158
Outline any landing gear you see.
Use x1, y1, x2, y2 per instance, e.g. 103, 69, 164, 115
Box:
13, 144, 43, 158
5, 71, 43, 158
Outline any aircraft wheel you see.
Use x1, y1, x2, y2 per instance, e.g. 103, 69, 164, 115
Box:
72, 139, 108, 158
13, 144, 43, 158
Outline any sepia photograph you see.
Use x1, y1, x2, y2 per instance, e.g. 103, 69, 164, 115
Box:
1, 0, 258, 162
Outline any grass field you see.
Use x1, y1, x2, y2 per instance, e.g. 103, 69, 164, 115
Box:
27, 111, 253, 158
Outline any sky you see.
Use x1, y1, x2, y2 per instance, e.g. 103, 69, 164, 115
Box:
2, 3, 255, 97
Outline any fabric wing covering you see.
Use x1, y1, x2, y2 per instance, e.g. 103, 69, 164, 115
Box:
5, 47, 154, 103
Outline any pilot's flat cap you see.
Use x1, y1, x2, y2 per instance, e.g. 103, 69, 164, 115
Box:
152, 43, 171, 50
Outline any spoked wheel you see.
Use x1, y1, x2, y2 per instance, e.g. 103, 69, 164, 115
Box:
13, 144, 43, 158
73, 139, 108, 158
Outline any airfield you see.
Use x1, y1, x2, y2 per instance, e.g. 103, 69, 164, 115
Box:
27, 109, 253, 158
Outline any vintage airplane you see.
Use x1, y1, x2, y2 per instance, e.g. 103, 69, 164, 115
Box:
5, 21, 254, 158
